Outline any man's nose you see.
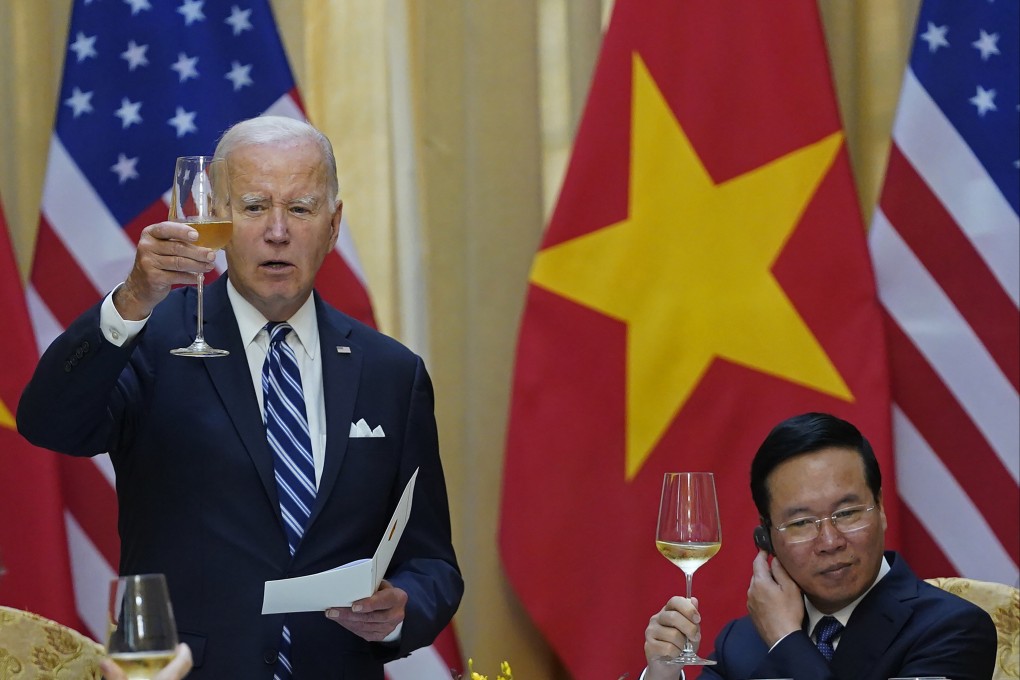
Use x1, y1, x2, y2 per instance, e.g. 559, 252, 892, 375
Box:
264, 208, 289, 241
816, 519, 846, 549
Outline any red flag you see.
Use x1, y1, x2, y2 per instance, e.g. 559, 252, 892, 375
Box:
0, 195, 80, 627
499, 2, 892, 677
868, 0, 1018, 583
26, 3, 464, 666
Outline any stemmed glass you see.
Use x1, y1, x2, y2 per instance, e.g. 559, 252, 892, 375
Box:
168, 155, 232, 357
106, 574, 179, 679
655, 472, 722, 666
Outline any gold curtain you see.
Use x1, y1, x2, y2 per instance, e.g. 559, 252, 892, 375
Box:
0, 1, 918, 677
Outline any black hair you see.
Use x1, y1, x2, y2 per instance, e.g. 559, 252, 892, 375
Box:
750, 412, 881, 524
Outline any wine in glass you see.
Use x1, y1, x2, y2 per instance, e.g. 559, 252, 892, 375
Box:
655, 471, 722, 666
169, 155, 232, 357
106, 574, 179, 679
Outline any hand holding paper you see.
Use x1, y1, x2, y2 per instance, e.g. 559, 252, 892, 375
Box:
262, 469, 419, 614
325, 579, 408, 642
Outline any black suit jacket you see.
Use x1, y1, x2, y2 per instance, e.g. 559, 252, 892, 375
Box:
18, 276, 463, 679
700, 551, 995, 680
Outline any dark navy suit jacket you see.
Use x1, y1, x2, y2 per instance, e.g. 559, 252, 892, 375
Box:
700, 551, 995, 680
18, 275, 463, 679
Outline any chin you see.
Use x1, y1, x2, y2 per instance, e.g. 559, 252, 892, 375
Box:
810, 583, 863, 613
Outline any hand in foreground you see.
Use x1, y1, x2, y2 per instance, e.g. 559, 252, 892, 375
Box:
100, 642, 193, 680
325, 579, 408, 642
643, 595, 701, 680
747, 549, 804, 647
114, 222, 217, 321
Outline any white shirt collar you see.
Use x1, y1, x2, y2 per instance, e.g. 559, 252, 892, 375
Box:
226, 279, 318, 359
805, 554, 892, 635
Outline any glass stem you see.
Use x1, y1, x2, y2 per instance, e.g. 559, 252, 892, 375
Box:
195, 272, 205, 342
683, 571, 695, 655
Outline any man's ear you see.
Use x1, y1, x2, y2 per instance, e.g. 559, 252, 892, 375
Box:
329, 200, 343, 247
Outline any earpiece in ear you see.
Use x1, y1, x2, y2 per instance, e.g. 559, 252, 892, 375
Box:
753, 525, 774, 555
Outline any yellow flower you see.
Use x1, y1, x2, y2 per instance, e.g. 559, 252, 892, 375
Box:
465, 657, 513, 680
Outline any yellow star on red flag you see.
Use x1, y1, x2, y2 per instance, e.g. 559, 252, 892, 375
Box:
530, 54, 853, 480
0, 399, 14, 430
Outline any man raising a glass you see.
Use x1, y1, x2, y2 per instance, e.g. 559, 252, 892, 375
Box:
19, 115, 462, 679
642, 412, 996, 680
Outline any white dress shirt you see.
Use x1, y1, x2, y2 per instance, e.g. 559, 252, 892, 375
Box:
227, 283, 327, 488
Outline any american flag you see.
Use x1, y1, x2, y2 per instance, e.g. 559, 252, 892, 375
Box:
26, 1, 460, 675
869, 0, 1018, 585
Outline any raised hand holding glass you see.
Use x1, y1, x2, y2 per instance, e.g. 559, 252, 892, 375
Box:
655, 471, 722, 666
168, 155, 231, 357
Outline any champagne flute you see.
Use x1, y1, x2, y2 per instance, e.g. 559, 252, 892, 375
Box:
169, 155, 232, 357
655, 472, 722, 666
106, 574, 179, 679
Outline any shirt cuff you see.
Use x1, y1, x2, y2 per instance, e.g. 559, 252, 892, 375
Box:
100, 284, 149, 347
382, 621, 403, 643
769, 629, 795, 652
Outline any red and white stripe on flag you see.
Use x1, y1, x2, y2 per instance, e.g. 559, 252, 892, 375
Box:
385, 622, 463, 679
0, 194, 80, 629
868, 0, 1019, 584
27, 2, 458, 668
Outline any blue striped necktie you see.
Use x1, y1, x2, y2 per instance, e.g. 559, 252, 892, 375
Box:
262, 322, 316, 680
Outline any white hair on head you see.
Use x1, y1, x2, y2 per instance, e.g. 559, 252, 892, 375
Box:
214, 115, 341, 206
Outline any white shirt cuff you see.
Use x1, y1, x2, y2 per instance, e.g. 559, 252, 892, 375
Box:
100, 284, 149, 347
382, 621, 403, 643
769, 629, 795, 652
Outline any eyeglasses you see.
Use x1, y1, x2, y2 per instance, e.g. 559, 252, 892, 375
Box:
773, 504, 877, 544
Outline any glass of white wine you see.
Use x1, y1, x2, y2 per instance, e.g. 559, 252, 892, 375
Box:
106, 574, 179, 679
655, 471, 722, 666
168, 155, 232, 357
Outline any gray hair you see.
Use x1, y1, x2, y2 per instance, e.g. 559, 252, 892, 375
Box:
214, 115, 340, 206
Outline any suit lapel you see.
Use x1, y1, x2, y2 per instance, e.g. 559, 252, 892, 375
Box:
831, 553, 918, 677
306, 294, 361, 530
199, 277, 281, 515
192, 284, 364, 539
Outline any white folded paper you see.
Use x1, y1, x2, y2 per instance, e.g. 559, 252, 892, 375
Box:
261, 468, 418, 614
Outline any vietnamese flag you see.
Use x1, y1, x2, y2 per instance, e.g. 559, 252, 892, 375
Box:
0, 194, 81, 628
498, 2, 893, 678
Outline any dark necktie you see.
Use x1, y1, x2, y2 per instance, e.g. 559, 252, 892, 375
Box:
263, 322, 316, 680
814, 615, 843, 661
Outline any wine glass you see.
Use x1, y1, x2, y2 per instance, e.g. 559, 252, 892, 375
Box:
168, 155, 232, 357
655, 472, 722, 666
106, 574, 179, 679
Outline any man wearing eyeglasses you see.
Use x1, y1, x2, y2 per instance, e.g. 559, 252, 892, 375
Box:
642, 412, 996, 680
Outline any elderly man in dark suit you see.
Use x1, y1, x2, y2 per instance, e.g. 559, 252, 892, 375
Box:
642, 412, 995, 680
18, 115, 462, 679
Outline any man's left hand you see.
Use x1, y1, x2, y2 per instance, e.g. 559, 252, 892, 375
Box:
324, 580, 407, 641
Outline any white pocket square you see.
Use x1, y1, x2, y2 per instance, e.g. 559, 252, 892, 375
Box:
350, 418, 385, 438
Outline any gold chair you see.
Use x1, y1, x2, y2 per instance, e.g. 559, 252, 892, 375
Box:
926, 576, 1020, 680
0, 605, 103, 679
